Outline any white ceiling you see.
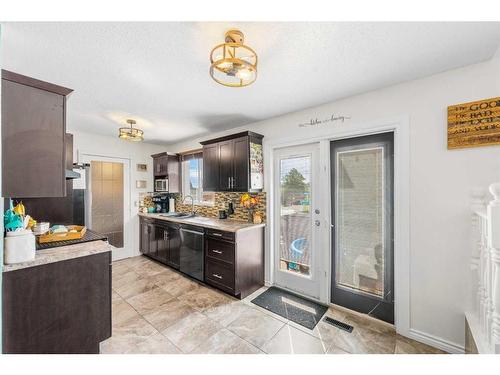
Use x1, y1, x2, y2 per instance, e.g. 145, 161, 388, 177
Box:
2, 22, 500, 145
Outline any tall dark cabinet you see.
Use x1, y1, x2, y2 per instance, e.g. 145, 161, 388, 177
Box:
200, 131, 264, 192
1, 70, 73, 198
151, 152, 180, 193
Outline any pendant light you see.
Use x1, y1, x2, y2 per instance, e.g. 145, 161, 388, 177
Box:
209, 29, 258, 87
118, 119, 144, 142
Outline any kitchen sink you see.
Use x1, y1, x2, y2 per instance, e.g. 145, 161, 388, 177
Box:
159, 212, 195, 219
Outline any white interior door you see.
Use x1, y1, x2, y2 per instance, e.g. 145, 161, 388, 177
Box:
274, 143, 322, 300
80, 154, 132, 261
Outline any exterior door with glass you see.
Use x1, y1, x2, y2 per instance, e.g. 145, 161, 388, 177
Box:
274, 143, 322, 300
330, 133, 394, 323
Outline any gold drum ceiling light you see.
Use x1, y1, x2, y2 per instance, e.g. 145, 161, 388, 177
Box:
210, 29, 257, 87
118, 119, 144, 142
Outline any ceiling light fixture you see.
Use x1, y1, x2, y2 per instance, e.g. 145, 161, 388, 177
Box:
118, 119, 144, 142
209, 29, 257, 88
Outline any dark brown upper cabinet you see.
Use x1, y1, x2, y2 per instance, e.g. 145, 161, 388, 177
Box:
151, 152, 180, 193
200, 131, 264, 192
1, 70, 73, 198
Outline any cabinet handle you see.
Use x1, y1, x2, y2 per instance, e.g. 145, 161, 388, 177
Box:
212, 250, 222, 254
211, 233, 223, 237
228, 177, 231, 189
212, 273, 223, 279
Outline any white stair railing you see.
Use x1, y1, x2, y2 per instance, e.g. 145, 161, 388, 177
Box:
469, 183, 500, 353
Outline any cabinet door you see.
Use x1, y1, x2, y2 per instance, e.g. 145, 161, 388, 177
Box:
218, 140, 234, 192
167, 155, 180, 193
232, 136, 249, 192
2, 79, 66, 197
2, 252, 111, 353
202, 143, 219, 192
140, 220, 150, 254
155, 225, 169, 264
167, 225, 180, 269
153, 157, 161, 177
153, 156, 168, 177
160, 155, 169, 176
147, 223, 158, 258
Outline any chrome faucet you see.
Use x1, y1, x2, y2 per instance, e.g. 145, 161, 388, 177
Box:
182, 195, 195, 215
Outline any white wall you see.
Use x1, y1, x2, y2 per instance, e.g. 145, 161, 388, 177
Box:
71, 130, 166, 257
167, 56, 500, 351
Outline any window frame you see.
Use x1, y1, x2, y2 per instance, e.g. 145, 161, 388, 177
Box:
181, 156, 215, 207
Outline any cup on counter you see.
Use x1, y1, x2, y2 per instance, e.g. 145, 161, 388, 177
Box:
218, 210, 227, 219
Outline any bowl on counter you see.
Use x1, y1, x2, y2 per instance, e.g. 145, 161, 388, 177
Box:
147, 207, 155, 213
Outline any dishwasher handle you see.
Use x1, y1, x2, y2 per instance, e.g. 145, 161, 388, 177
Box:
180, 228, 204, 236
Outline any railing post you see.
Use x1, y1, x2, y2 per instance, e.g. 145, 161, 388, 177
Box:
471, 188, 487, 315
487, 183, 500, 353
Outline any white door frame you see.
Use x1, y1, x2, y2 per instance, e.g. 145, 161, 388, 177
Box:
79, 151, 133, 261
273, 143, 322, 299
265, 115, 410, 336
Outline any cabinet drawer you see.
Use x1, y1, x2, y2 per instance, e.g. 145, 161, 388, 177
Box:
205, 228, 235, 242
205, 259, 235, 290
206, 238, 234, 264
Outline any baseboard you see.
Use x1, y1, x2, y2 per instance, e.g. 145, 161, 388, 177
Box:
407, 328, 465, 354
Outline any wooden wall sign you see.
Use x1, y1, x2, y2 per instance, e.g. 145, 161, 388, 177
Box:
448, 97, 500, 149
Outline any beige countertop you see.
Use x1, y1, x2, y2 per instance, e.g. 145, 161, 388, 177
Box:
138, 212, 266, 232
3, 240, 113, 273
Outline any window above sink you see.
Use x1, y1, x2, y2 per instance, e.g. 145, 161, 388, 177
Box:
181, 151, 215, 206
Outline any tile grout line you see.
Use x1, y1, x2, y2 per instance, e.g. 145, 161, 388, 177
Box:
115, 259, 332, 354
112, 258, 433, 354
112, 272, 186, 354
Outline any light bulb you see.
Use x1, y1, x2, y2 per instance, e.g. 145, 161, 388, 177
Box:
214, 55, 232, 70
236, 68, 252, 81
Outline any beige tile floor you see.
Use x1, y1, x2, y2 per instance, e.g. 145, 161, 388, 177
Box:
101, 255, 445, 354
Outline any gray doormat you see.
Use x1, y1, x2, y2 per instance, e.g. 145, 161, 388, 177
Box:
251, 287, 328, 330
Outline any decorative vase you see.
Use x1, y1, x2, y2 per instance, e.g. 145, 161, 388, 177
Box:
253, 211, 262, 224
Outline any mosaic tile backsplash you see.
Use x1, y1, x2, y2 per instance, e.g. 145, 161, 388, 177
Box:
174, 192, 266, 223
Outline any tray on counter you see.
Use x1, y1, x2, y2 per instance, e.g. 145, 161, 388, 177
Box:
37, 225, 87, 244
36, 229, 108, 250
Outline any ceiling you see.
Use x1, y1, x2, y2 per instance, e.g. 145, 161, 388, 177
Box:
2, 22, 500, 145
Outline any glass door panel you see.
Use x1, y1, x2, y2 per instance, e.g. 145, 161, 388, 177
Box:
90, 161, 124, 248
336, 147, 385, 297
274, 143, 321, 300
331, 133, 394, 324
279, 156, 312, 277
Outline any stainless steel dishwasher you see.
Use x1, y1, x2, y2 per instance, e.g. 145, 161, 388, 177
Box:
179, 225, 204, 281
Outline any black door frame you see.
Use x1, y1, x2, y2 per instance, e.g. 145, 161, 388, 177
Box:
330, 132, 394, 324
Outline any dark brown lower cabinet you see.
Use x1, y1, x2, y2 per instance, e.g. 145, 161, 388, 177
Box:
204, 227, 264, 299
140, 218, 157, 258
140, 218, 180, 270
139, 217, 264, 299
165, 223, 181, 268
2, 251, 112, 354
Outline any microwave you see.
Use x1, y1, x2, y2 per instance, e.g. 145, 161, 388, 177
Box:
154, 178, 169, 192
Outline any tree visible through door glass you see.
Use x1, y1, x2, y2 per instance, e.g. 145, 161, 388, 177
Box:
279, 156, 312, 277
